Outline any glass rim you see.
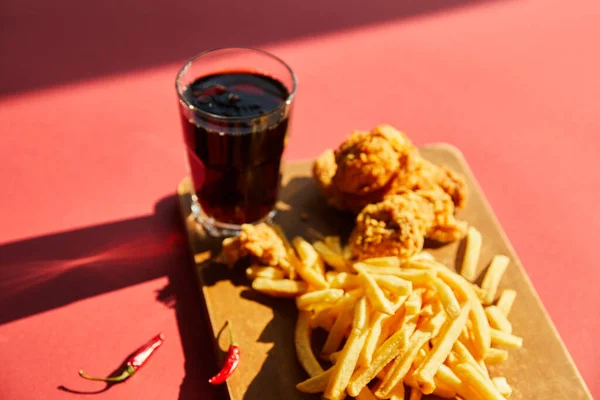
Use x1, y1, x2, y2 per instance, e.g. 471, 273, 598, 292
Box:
175, 47, 297, 122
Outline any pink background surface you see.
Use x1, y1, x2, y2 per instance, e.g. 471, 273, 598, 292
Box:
1, 0, 598, 398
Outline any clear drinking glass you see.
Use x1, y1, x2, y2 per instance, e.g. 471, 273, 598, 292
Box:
176, 48, 297, 236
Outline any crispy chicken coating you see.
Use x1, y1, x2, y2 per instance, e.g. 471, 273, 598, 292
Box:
349, 189, 467, 260
313, 125, 467, 212
221, 223, 287, 267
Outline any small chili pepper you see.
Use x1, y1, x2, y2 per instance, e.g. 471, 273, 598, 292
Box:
78, 333, 165, 382
209, 320, 240, 384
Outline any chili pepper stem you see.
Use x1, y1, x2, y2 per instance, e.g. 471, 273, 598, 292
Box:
78, 365, 136, 382
226, 320, 236, 346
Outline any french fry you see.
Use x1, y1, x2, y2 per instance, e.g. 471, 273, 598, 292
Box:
326, 271, 361, 290
376, 330, 432, 398
270, 224, 296, 279
295, 311, 324, 377
357, 269, 395, 315
342, 244, 352, 260
492, 376, 512, 398
245, 266, 286, 280
436, 267, 491, 358
296, 288, 344, 311
436, 364, 461, 388
496, 289, 517, 317
453, 340, 489, 378
432, 278, 461, 319
356, 387, 378, 400
324, 297, 369, 400
409, 387, 423, 400
419, 311, 448, 338
485, 305, 513, 333
295, 259, 329, 290
322, 295, 358, 355
373, 274, 413, 296
484, 348, 509, 365
324, 236, 343, 254
361, 256, 402, 268
454, 363, 505, 400
348, 317, 419, 396
360, 266, 437, 284
481, 255, 510, 305
413, 303, 472, 393
490, 328, 523, 348
309, 307, 337, 331
432, 378, 457, 398
358, 312, 387, 367
252, 278, 307, 298
313, 240, 352, 272
296, 367, 332, 393
388, 382, 406, 400
461, 227, 482, 282
293, 236, 324, 275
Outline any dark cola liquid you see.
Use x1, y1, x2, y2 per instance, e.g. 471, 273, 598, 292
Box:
180, 72, 290, 225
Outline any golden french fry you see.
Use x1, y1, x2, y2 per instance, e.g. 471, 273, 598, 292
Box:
388, 382, 406, 400
324, 236, 343, 255
245, 266, 286, 280
269, 224, 296, 279
295, 311, 324, 377
484, 348, 509, 365
324, 297, 369, 400
361, 256, 402, 268
436, 364, 461, 387
432, 378, 457, 398
294, 257, 329, 290
485, 305, 513, 333
461, 227, 482, 282
296, 288, 344, 311
296, 367, 332, 393
413, 303, 472, 393
356, 387, 378, 400
373, 274, 413, 296
409, 387, 423, 400
358, 312, 387, 367
322, 296, 357, 355
490, 328, 523, 348
342, 244, 352, 260
361, 266, 437, 284
436, 267, 491, 358
348, 317, 419, 396
419, 311, 448, 338
326, 271, 361, 290
454, 363, 505, 400
293, 236, 325, 275
356, 269, 394, 315
481, 255, 510, 305
376, 330, 431, 398
313, 240, 352, 272
412, 252, 435, 262
432, 278, 461, 319
492, 376, 512, 398
471, 284, 487, 302
309, 307, 336, 331
453, 340, 489, 378
252, 278, 307, 297
496, 289, 517, 317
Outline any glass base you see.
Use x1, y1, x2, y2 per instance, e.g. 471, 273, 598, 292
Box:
190, 195, 276, 237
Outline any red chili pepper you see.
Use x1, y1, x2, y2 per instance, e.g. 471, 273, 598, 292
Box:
209, 320, 240, 384
78, 333, 165, 382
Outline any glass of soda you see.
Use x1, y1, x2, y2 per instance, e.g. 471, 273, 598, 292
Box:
176, 48, 297, 236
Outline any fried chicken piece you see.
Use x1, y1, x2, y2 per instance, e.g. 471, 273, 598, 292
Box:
313, 149, 394, 213
333, 125, 416, 195
349, 197, 427, 260
391, 158, 467, 209
221, 223, 287, 267
349, 190, 467, 260
312, 125, 467, 213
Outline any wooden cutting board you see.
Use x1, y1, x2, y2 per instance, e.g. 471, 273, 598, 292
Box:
177, 144, 592, 400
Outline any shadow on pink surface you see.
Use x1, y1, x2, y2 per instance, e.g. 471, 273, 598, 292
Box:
1, 0, 497, 96
0, 196, 183, 325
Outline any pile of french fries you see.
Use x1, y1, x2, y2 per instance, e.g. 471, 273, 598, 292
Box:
247, 226, 521, 400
